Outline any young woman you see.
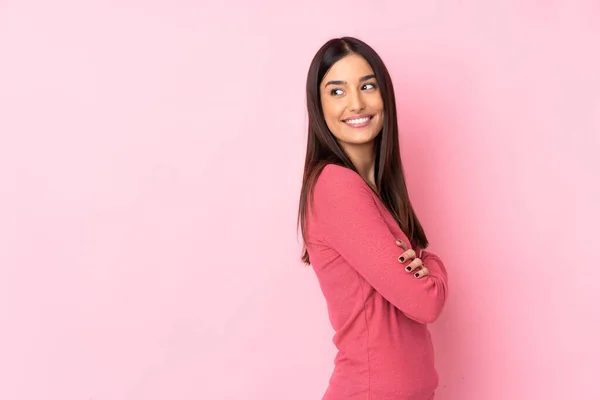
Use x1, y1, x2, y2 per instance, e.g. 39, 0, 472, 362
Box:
297, 37, 449, 400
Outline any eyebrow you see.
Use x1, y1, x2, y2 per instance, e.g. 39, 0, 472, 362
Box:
324, 74, 376, 87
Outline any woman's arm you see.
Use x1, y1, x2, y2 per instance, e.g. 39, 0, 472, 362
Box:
310, 164, 448, 324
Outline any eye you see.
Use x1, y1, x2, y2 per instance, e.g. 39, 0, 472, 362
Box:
363, 82, 377, 90
330, 88, 344, 96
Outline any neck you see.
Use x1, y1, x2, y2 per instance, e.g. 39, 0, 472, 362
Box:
341, 141, 377, 191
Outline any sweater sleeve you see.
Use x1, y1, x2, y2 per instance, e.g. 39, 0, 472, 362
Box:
420, 250, 448, 284
310, 164, 448, 324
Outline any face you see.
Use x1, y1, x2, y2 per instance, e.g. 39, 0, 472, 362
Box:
319, 53, 384, 148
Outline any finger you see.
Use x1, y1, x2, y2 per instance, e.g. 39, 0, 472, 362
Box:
398, 249, 416, 263
414, 267, 429, 279
395, 239, 408, 251
414, 247, 423, 259
404, 257, 422, 273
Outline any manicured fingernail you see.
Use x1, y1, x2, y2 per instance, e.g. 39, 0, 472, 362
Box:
405, 266, 412, 272
414, 273, 420, 278
399, 257, 405, 262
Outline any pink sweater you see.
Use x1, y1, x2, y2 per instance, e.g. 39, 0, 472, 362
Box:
305, 164, 449, 400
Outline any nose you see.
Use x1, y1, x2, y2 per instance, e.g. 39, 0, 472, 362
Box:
348, 89, 365, 112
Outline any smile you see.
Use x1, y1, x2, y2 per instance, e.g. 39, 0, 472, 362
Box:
343, 115, 373, 128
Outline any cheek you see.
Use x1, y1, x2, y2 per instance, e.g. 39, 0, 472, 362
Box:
322, 101, 344, 124
376, 117, 384, 132
374, 100, 384, 125
375, 112, 384, 129
370, 96, 384, 112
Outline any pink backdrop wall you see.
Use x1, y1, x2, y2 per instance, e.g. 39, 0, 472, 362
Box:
1, 1, 599, 399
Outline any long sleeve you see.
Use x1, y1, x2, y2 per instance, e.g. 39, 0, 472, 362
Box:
420, 250, 448, 285
310, 164, 448, 324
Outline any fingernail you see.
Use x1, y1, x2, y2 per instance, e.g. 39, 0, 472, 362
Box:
405, 266, 412, 272
414, 273, 420, 278
399, 257, 405, 262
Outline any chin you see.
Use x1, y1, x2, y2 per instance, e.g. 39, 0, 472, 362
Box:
346, 128, 381, 141
342, 135, 379, 146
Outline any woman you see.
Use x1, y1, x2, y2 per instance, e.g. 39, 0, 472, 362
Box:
297, 37, 449, 400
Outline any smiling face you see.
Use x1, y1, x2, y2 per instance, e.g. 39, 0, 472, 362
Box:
319, 53, 384, 149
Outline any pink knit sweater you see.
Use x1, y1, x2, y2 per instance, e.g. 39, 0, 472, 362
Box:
305, 164, 449, 400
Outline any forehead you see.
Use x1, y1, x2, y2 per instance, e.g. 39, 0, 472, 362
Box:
322, 54, 374, 84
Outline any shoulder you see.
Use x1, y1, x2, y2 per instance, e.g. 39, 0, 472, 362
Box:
313, 164, 372, 203
306, 164, 379, 239
315, 164, 366, 191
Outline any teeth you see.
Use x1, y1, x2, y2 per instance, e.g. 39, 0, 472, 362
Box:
346, 117, 370, 124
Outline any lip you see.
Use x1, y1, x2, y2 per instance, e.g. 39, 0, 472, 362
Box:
343, 114, 374, 128
343, 114, 373, 122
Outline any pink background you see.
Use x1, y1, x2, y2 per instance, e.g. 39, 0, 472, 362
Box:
1, 1, 599, 399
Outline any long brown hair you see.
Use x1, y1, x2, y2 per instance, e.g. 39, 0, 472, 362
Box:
297, 36, 428, 265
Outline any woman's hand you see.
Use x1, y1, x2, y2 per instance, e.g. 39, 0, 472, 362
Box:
395, 239, 429, 279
